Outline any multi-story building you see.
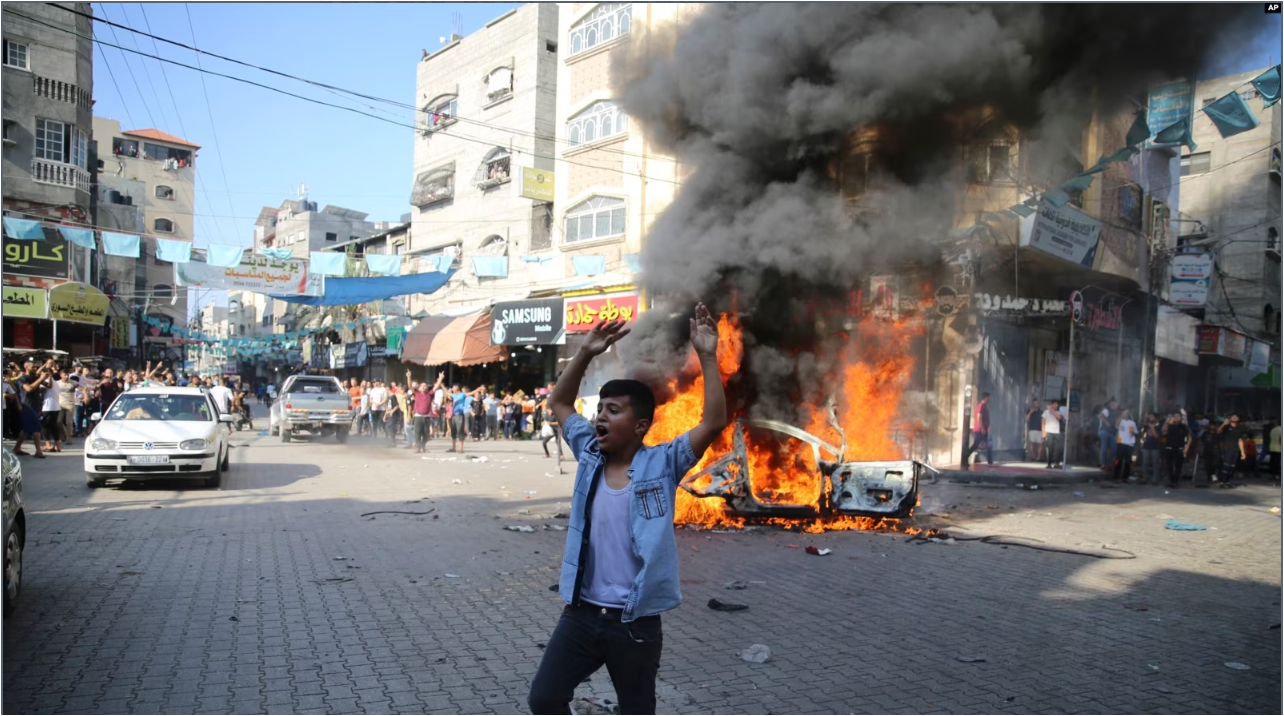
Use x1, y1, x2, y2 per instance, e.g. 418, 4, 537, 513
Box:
1173, 68, 1283, 415
2, 2, 96, 352
92, 117, 199, 339
253, 198, 376, 260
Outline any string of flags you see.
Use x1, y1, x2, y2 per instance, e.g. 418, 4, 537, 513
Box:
979, 65, 1280, 223
149, 312, 398, 360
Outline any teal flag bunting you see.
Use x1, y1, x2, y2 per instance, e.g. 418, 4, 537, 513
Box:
1060, 174, 1095, 193
261, 248, 293, 260
365, 253, 402, 275
572, 255, 606, 276
309, 251, 347, 276
2, 217, 45, 240
1251, 65, 1281, 108
156, 238, 193, 263
207, 244, 245, 268
1124, 110, 1151, 148
1153, 118, 1196, 150
102, 232, 141, 258
58, 226, 96, 249
1202, 91, 1260, 139
1009, 204, 1036, 218
1042, 189, 1071, 208
472, 256, 508, 278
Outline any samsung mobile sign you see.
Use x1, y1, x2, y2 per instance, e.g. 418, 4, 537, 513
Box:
490, 298, 565, 345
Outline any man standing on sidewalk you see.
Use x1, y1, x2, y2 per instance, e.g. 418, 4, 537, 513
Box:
1042, 399, 1063, 469
1098, 398, 1118, 470
1025, 398, 1043, 462
963, 392, 992, 467
368, 381, 389, 439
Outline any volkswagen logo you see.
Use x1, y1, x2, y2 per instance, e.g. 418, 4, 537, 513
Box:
144, 442, 154, 450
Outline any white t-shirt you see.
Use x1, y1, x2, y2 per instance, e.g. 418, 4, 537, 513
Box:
432, 387, 445, 409
1117, 419, 1138, 446
368, 386, 389, 410
42, 380, 62, 412
1041, 408, 1062, 434
209, 385, 233, 413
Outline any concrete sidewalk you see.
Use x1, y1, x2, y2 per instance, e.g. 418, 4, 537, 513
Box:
937, 460, 1104, 485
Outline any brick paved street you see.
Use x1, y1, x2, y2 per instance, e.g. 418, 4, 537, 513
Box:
3, 417, 1280, 714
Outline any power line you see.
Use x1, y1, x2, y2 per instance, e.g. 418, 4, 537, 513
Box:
48, 1, 672, 166
7, 7, 684, 187
131, 2, 227, 249
93, 43, 135, 129
91, 3, 155, 126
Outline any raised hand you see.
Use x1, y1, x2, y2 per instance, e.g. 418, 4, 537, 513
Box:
689, 303, 718, 357
581, 319, 630, 357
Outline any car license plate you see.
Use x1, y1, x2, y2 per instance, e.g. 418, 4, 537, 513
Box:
127, 455, 170, 465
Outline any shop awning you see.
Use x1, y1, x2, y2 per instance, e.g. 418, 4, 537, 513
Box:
400, 316, 456, 366
423, 312, 506, 367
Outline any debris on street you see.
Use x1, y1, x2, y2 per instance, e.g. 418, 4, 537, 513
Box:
504, 525, 535, 533
740, 644, 772, 663
1165, 520, 1208, 531
805, 546, 833, 556
724, 580, 749, 590
955, 656, 987, 663
707, 599, 749, 612
1225, 662, 1251, 670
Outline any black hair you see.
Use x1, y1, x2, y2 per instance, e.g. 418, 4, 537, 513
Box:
981, 392, 991, 399
599, 379, 656, 422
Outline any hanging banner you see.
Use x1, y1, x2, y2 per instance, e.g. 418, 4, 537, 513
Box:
2, 287, 47, 319
520, 167, 555, 202
12, 320, 35, 348
869, 276, 899, 319
329, 341, 368, 369
3, 228, 68, 279
566, 292, 640, 333
490, 298, 565, 345
111, 316, 131, 350
1019, 202, 1102, 267
387, 325, 407, 353
175, 254, 322, 296
1146, 79, 1195, 148
48, 282, 109, 325
1169, 252, 1214, 307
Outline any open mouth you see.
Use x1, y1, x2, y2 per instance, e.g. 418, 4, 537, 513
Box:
595, 424, 609, 439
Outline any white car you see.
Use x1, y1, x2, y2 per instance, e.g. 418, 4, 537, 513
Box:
84, 387, 234, 488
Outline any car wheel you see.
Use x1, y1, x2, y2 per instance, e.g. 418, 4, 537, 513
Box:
205, 470, 221, 488
281, 429, 292, 443
85, 472, 106, 488
221, 448, 230, 472
3, 521, 22, 617
335, 427, 349, 444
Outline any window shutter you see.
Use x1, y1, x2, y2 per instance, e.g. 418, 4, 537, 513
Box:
63, 124, 72, 163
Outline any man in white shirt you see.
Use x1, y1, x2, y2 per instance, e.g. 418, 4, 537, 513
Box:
368, 381, 389, 439
42, 373, 65, 452
432, 384, 446, 437
1041, 399, 1063, 469
208, 378, 234, 415
1113, 410, 1138, 482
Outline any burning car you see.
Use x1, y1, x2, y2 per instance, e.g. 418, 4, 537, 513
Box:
680, 415, 932, 520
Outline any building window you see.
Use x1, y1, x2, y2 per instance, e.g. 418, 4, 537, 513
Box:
34, 118, 65, 162
141, 142, 193, 167
325, 232, 337, 242
112, 138, 139, 157
486, 67, 513, 103
424, 96, 458, 132
155, 185, 175, 201
567, 101, 628, 147
154, 218, 174, 233
965, 143, 1014, 184
1180, 152, 1211, 176
569, 3, 631, 56
411, 163, 456, 207
3, 40, 29, 70
478, 234, 507, 256
564, 195, 625, 244
474, 147, 511, 188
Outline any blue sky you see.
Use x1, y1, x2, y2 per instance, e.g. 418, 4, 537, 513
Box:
89, 2, 519, 250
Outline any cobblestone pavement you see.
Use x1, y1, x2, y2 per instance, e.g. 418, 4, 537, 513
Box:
3, 419, 1280, 714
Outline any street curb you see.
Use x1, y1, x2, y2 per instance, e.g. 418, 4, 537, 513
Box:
940, 469, 1097, 486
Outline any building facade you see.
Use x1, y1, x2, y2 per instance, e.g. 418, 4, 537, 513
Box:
406, 3, 561, 316
254, 198, 377, 261
2, 2, 97, 353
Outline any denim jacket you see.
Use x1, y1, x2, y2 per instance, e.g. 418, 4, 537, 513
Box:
557, 413, 699, 622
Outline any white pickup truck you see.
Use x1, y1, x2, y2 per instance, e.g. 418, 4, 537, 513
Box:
268, 374, 354, 443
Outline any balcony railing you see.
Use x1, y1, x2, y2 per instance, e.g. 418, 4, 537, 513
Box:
32, 75, 91, 111
31, 158, 90, 194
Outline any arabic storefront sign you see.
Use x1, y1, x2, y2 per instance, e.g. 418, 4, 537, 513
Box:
111, 316, 131, 350
368, 344, 389, 361
48, 282, 108, 325
1147, 79, 1194, 147
3, 230, 68, 279
566, 292, 640, 333
1020, 203, 1102, 267
520, 167, 555, 202
1169, 252, 1214, 307
175, 254, 322, 296
2, 287, 47, 319
12, 320, 35, 348
973, 293, 1070, 317
1069, 291, 1123, 332
1155, 307, 1200, 367
490, 298, 565, 345
1197, 325, 1248, 363
329, 341, 368, 370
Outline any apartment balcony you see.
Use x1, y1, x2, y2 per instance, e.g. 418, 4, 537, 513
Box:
31, 158, 90, 195
32, 75, 92, 112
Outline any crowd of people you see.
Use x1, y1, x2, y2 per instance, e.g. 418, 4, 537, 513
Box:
335, 374, 571, 456
2, 358, 263, 457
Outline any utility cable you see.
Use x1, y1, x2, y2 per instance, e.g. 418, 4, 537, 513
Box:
91, 3, 155, 127
94, 43, 136, 129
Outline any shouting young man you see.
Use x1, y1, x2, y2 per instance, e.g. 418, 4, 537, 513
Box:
528, 304, 727, 715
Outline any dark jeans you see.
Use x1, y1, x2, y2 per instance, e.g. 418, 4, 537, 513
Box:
369, 410, 385, 437
414, 415, 431, 448
543, 426, 563, 458
963, 430, 991, 465
503, 417, 516, 439
1113, 443, 1134, 481
528, 604, 663, 715
486, 414, 498, 439
1165, 448, 1185, 486
1043, 433, 1063, 466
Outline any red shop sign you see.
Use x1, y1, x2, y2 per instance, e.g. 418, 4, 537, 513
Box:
12, 320, 35, 348
565, 293, 640, 332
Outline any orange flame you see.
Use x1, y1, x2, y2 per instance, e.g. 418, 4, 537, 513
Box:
649, 311, 925, 533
